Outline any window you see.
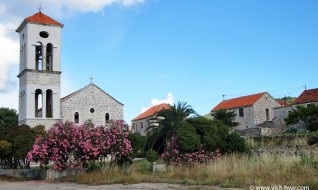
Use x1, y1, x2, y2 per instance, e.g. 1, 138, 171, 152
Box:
39, 31, 49, 38
239, 108, 244, 117
35, 89, 42, 117
90, 108, 95, 113
307, 104, 314, 108
265, 108, 270, 121
105, 113, 110, 123
46, 90, 53, 118
46, 43, 53, 71
74, 112, 79, 124
35, 42, 43, 70
141, 122, 143, 129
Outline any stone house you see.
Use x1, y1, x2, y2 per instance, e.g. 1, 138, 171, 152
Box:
211, 92, 281, 130
61, 83, 124, 126
131, 103, 169, 136
272, 88, 318, 129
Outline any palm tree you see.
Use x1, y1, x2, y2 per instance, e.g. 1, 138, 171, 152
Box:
211, 109, 239, 128
145, 102, 197, 153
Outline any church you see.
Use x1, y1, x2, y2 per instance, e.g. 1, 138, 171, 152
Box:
16, 11, 124, 129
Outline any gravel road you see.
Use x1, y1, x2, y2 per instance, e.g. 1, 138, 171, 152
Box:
0, 181, 243, 190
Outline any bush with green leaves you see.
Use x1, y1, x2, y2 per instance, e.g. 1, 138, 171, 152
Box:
285, 104, 318, 131
308, 136, 318, 146
128, 133, 145, 158
175, 122, 200, 152
146, 149, 160, 163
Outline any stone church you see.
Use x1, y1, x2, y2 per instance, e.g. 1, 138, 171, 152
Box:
16, 11, 123, 129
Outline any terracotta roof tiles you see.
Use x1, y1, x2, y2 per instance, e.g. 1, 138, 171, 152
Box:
16, 12, 63, 32
132, 103, 170, 121
211, 92, 266, 112
293, 88, 318, 105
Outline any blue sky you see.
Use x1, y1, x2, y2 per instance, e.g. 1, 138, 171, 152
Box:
0, 0, 318, 124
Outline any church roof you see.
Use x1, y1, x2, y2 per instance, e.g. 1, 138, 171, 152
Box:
16, 11, 64, 32
132, 103, 170, 121
293, 88, 318, 105
61, 83, 124, 106
211, 92, 267, 111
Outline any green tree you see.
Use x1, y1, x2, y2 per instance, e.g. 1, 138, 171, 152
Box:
211, 109, 239, 128
0, 107, 18, 139
285, 104, 318, 131
2, 125, 35, 168
127, 133, 145, 158
175, 121, 200, 152
145, 102, 197, 153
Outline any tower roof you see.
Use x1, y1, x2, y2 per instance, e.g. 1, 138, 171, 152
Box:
16, 12, 64, 32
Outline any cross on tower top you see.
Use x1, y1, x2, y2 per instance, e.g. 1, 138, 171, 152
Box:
90, 77, 94, 84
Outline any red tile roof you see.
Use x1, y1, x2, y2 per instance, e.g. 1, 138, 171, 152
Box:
132, 103, 170, 121
16, 12, 63, 32
211, 92, 266, 112
277, 100, 289, 107
293, 88, 318, 105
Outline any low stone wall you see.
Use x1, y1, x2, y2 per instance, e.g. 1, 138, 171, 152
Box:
236, 127, 281, 137
152, 163, 167, 172
0, 169, 46, 180
236, 128, 262, 137
0, 169, 84, 180
251, 145, 318, 156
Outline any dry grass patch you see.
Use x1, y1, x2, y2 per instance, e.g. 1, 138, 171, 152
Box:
77, 154, 318, 189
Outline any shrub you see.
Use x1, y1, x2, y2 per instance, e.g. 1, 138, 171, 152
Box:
128, 133, 145, 158
161, 135, 220, 166
308, 136, 318, 146
27, 121, 133, 171
175, 122, 200, 152
146, 149, 159, 163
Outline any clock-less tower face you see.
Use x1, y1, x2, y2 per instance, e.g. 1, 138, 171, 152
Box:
16, 12, 64, 129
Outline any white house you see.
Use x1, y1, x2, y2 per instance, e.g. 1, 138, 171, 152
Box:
131, 103, 169, 136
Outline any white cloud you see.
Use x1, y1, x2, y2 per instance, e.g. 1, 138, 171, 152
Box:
0, 0, 145, 20
0, 84, 18, 111
141, 92, 174, 113
0, 23, 19, 90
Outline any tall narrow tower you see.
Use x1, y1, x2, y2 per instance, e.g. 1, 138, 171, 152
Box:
16, 11, 63, 128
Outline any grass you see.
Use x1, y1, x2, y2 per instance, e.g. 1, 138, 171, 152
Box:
76, 153, 318, 189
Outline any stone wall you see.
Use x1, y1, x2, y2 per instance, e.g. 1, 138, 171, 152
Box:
18, 118, 62, 130
0, 169, 84, 180
253, 93, 281, 125
236, 128, 262, 137
251, 145, 318, 156
132, 118, 149, 136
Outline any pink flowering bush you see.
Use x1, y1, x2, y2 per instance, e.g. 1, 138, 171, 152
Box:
27, 120, 132, 171
161, 135, 221, 166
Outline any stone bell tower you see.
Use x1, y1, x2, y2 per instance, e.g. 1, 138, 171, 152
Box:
16, 11, 63, 128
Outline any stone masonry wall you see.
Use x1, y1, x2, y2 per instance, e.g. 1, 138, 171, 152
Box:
61, 84, 123, 126
132, 118, 149, 136
253, 93, 281, 125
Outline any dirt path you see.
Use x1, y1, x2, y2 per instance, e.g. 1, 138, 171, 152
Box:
0, 181, 243, 190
